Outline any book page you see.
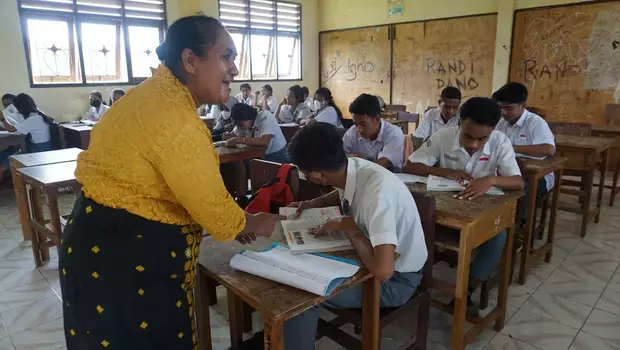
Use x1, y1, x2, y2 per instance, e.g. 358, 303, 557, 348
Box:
394, 173, 427, 184
427, 175, 505, 195
278, 206, 350, 253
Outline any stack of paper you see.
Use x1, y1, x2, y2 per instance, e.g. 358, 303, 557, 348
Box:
230, 243, 359, 296
427, 175, 505, 196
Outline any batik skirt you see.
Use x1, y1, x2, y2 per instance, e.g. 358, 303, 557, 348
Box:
59, 192, 203, 349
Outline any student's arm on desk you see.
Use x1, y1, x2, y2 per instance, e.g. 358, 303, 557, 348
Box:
513, 144, 556, 158
287, 190, 341, 216
403, 137, 472, 182
226, 134, 271, 147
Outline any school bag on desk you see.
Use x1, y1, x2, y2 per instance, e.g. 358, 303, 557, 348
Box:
245, 163, 295, 214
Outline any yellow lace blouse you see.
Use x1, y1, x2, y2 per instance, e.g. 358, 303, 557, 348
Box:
75, 65, 245, 241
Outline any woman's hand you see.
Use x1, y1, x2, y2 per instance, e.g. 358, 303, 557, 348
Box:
456, 176, 495, 200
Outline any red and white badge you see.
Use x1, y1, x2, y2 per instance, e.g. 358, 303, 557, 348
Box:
479, 157, 489, 162
520, 134, 527, 139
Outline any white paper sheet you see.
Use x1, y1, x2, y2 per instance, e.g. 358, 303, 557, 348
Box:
426, 175, 505, 196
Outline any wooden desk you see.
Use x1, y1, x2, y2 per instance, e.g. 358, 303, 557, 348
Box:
406, 183, 522, 350
515, 157, 566, 285
17, 161, 81, 267
0, 132, 26, 151
554, 134, 613, 237
280, 124, 302, 143
9, 148, 82, 242
217, 146, 266, 202
217, 145, 265, 164
196, 237, 380, 350
591, 125, 620, 206
61, 124, 92, 149
385, 119, 409, 134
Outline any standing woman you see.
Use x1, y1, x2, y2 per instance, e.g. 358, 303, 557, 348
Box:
59, 16, 282, 350
274, 85, 312, 123
300, 87, 344, 128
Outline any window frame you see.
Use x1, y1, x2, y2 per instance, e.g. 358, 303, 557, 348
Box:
17, 0, 167, 88
218, 0, 302, 82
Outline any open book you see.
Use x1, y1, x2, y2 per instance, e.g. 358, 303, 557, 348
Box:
277, 206, 352, 254
427, 175, 505, 196
230, 243, 360, 296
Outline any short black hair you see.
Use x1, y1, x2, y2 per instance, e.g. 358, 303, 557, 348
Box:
288, 122, 346, 172
288, 85, 305, 104
2, 94, 16, 101
492, 82, 528, 104
349, 93, 381, 117
89, 91, 103, 100
112, 88, 125, 97
261, 84, 273, 94
459, 97, 501, 127
301, 86, 309, 97
240, 83, 251, 91
230, 103, 257, 122
440, 87, 462, 100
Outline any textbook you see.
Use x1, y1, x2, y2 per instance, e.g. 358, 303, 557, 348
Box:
276, 206, 353, 254
230, 243, 360, 296
427, 175, 505, 196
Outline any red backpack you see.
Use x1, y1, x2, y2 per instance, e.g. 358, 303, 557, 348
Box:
245, 164, 295, 214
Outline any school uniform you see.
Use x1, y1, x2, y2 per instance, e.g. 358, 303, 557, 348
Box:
83, 104, 110, 121
260, 95, 279, 115
235, 93, 254, 106
342, 119, 405, 169
211, 96, 238, 134
284, 157, 427, 350
413, 107, 459, 140
278, 103, 312, 123
232, 111, 289, 163
314, 106, 343, 128
0, 112, 52, 168
305, 96, 314, 111
409, 126, 521, 282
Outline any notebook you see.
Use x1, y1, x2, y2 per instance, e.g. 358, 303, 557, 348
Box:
427, 175, 505, 196
276, 206, 352, 254
394, 173, 427, 184
230, 243, 360, 296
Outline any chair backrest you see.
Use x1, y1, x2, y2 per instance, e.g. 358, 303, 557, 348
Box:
49, 121, 64, 150
411, 192, 436, 288
606, 104, 620, 126
424, 106, 437, 113
249, 159, 300, 199
397, 112, 420, 134
342, 118, 354, 129
548, 122, 592, 136
386, 104, 406, 112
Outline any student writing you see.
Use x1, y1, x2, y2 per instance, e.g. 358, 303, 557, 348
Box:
413, 86, 461, 148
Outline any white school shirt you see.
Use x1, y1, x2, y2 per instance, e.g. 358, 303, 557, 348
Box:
2, 104, 25, 125
495, 109, 556, 190
235, 93, 255, 106
339, 157, 427, 273
83, 104, 110, 121
260, 96, 279, 115
14, 113, 51, 144
414, 107, 460, 140
232, 111, 287, 155
315, 106, 343, 128
278, 103, 313, 123
409, 126, 521, 179
342, 120, 405, 169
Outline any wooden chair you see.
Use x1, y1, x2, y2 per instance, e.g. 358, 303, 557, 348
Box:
606, 104, 620, 126
548, 122, 592, 137
386, 104, 407, 112
397, 112, 420, 135
316, 193, 435, 350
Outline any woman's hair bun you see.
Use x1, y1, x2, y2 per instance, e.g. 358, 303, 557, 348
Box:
156, 41, 169, 61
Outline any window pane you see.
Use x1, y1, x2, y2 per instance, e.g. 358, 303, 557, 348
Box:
277, 35, 300, 79
26, 18, 79, 84
128, 26, 160, 78
81, 22, 125, 83
250, 34, 276, 80
231, 32, 250, 80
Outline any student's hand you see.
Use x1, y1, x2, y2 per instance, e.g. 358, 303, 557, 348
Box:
222, 132, 232, 141
287, 198, 323, 217
346, 153, 362, 158
444, 169, 474, 184
236, 233, 258, 245
225, 137, 240, 147
255, 90, 260, 97
311, 216, 358, 238
456, 176, 495, 200
253, 212, 287, 238
280, 98, 288, 105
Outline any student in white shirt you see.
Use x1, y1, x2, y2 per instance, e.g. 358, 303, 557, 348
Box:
405, 97, 524, 316
300, 87, 344, 128
413, 86, 461, 148
283, 122, 427, 350
211, 89, 239, 137
1, 93, 24, 126
110, 88, 125, 105
223, 103, 289, 164
83, 91, 110, 121
253, 84, 278, 116
0, 93, 52, 182
235, 83, 254, 106
301, 86, 313, 111
274, 85, 312, 124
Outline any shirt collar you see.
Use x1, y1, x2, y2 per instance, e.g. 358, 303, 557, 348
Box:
342, 158, 357, 204
514, 109, 529, 127
358, 119, 386, 142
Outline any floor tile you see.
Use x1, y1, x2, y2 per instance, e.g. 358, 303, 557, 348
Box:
209, 311, 233, 350
566, 242, 620, 272
0, 266, 44, 293
569, 331, 620, 350
519, 289, 593, 329
0, 279, 57, 313
500, 309, 579, 350
0, 296, 62, 335
485, 332, 542, 350
11, 318, 65, 350
551, 260, 614, 288
0, 337, 14, 350
538, 269, 605, 307
582, 309, 620, 345
596, 288, 620, 317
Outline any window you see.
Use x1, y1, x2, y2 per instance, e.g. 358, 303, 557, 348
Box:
219, 0, 301, 81
18, 0, 166, 87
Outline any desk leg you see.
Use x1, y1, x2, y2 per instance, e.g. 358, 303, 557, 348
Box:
10, 167, 31, 241
496, 227, 514, 331
519, 175, 538, 285
452, 232, 472, 350
264, 317, 284, 350
596, 149, 610, 223
195, 270, 213, 350
362, 277, 380, 350
581, 161, 594, 237
227, 290, 244, 349
28, 187, 47, 266
610, 152, 620, 207
546, 169, 563, 263
46, 189, 62, 246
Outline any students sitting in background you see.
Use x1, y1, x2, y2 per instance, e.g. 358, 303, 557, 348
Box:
254, 84, 278, 115
283, 122, 427, 350
300, 88, 344, 128
413, 87, 461, 148
223, 103, 289, 164
83, 91, 110, 121
211, 89, 239, 136
342, 93, 405, 170
111, 89, 125, 105
404, 97, 523, 315
235, 83, 254, 105
1, 93, 24, 126
275, 85, 312, 124
302, 86, 313, 111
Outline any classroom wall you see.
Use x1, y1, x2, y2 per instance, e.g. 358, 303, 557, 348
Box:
0, 0, 317, 121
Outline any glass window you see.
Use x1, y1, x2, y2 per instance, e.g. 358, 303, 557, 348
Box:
277, 35, 300, 79
81, 22, 123, 83
128, 25, 161, 78
250, 34, 276, 80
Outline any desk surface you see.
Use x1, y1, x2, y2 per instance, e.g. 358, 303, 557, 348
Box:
10, 148, 82, 167
198, 237, 370, 321
61, 124, 93, 132
592, 125, 620, 134
216, 145, 266, 164
555, 134, 614, 151
517, 156, 567, 173
17, 161, 77, 188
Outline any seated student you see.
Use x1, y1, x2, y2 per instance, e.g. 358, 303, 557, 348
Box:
1, 93, 24, 126
342, 93, 405, 170
275, 85, 312, 124
254, 84, 278, 115
493, 82, 556, 198
110, 88, 125, 105
235, 83, 254, 105
413, 86, 462, 148
0, 93, 53, 181
300, 88, 344, 128
83, 91, 110, 121
301, 86, 313, 111
283, 122, 427, 350
223, 103, 289, 164
404, 97, 524, 315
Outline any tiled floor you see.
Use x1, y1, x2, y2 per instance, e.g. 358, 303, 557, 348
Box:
0, 186, 619, 350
